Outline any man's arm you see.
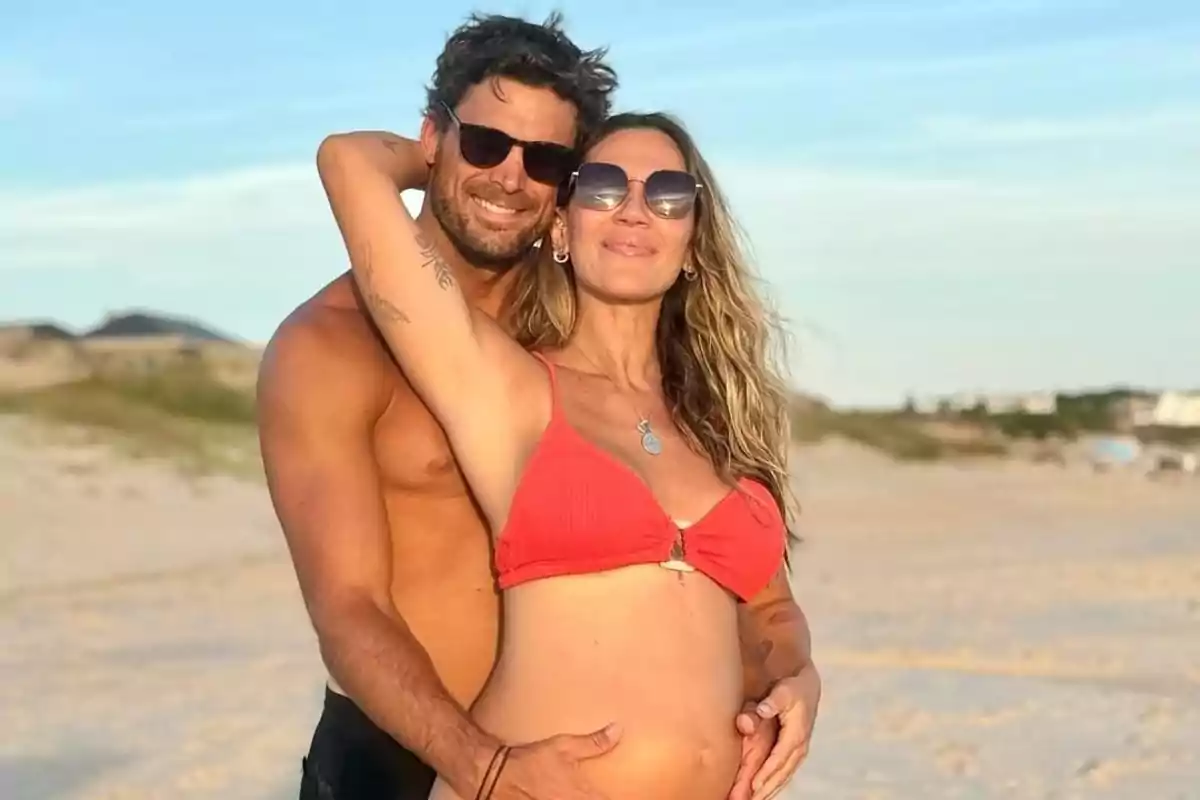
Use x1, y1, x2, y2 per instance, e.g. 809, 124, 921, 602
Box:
738, 568, 814, 697
729, 567, 820, 800
257, 314, 496, 798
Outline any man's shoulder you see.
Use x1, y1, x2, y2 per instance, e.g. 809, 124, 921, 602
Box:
266, 297, 368, 360
258, 278, 394, 409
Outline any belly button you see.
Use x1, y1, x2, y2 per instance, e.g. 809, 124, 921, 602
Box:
695, 737, 719, 768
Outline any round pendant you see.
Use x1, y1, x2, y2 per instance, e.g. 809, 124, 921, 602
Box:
641, 430, 663, 456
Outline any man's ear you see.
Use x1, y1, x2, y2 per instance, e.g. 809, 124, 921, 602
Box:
419, 113, 440, 166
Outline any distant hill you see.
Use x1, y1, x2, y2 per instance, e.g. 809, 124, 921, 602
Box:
84, 311, 237, 343
25, 323, 78, 341
1, 311, 259, 393
1, 311, 241, 344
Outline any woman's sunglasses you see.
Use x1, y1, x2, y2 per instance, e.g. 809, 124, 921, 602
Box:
568, 161, 701, 220
441, 102, 577, 186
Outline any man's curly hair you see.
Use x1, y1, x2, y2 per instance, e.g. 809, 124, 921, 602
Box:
425, 12, 618, 146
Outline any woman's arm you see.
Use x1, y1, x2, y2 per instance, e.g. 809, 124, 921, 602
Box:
316, 131, 539, 518
321, 130, 431, 188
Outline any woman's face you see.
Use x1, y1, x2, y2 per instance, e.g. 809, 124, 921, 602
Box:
556, 128, 697, 304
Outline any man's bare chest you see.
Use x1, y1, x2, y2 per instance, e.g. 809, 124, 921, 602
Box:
373, 383, 470, 496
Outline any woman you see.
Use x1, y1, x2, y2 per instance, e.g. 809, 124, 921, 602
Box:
318, 111, 796, 800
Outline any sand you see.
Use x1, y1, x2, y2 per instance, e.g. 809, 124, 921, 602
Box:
2, 417, 1198, 799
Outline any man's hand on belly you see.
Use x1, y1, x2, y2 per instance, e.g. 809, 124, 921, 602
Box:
727, 661, 821, 800
487, 722, 622, 800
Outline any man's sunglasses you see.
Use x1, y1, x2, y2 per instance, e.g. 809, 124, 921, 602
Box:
568, 161, 701, 220
440, 102, 577, 186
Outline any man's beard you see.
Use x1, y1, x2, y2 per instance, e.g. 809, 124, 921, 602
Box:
428, 169, 548, 272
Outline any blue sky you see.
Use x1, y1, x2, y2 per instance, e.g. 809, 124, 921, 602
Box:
2, 0, 1197, 405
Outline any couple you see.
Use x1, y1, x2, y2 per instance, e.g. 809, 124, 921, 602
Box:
259, 12, 820, 800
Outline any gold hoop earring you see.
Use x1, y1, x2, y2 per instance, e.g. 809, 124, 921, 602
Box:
683, 264, 698, 281
553, 250, 569, 264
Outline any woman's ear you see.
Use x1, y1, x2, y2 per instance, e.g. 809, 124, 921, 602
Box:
549, 211, 569, 256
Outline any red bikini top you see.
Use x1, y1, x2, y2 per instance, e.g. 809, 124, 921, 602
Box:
494, 354, 786, 602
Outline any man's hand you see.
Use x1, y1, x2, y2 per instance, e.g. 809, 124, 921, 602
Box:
485, 724, 622, 800
728, 662, 821, 800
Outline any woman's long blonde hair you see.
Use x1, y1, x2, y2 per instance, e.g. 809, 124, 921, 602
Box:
507, 111, 800, 546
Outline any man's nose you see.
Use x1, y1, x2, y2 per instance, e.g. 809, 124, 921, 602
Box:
489, 146, 527, 193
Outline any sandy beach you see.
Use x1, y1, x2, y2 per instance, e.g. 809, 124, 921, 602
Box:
2, 417, 1198, 799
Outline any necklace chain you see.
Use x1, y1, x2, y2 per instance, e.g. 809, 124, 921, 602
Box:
569, 349, 692, 575
572, 349, 664, 457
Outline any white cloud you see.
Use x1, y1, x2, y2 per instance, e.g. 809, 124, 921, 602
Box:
3, 156, 1196, 401
714, 163, 1200, 280
1, 165, 325, 274
0, 162, 429, 296
4, 155, 1197, 304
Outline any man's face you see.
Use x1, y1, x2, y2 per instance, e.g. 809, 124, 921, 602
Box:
422, 77, 578, 268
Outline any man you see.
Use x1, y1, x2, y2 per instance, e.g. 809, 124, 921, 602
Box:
258, 12, 820, 800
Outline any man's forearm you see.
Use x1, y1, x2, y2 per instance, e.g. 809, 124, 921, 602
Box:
316, 598, 495, 796
741, 598, 814, 700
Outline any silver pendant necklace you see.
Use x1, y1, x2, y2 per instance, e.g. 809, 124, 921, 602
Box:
636, 419, 663, 456
576, 349, 663, 457
573, 348, 690, 576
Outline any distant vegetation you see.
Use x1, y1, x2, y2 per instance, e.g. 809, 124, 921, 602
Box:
790, 400, 1007, 462
924, 387, 1200, 448
3, 364, 1191, 473
791, 386, 1199, 461
2, 310, 1193, 471
0, 311, 262, 474
946, 388, 1138, 438
6, 353, 1008, 469
0, 360, 260, 476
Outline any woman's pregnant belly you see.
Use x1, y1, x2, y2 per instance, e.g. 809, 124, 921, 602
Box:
432, 566, 746, 800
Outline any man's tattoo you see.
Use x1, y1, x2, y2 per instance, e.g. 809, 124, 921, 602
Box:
357, 240, 411, 324
767, 607, 798, 626
367, 290, 411, 324
755, 601, 811, 680
414, 231, 456, 290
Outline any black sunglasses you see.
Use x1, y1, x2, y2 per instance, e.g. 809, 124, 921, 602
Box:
568, 161, 701, 220
440, 102, 577, 186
